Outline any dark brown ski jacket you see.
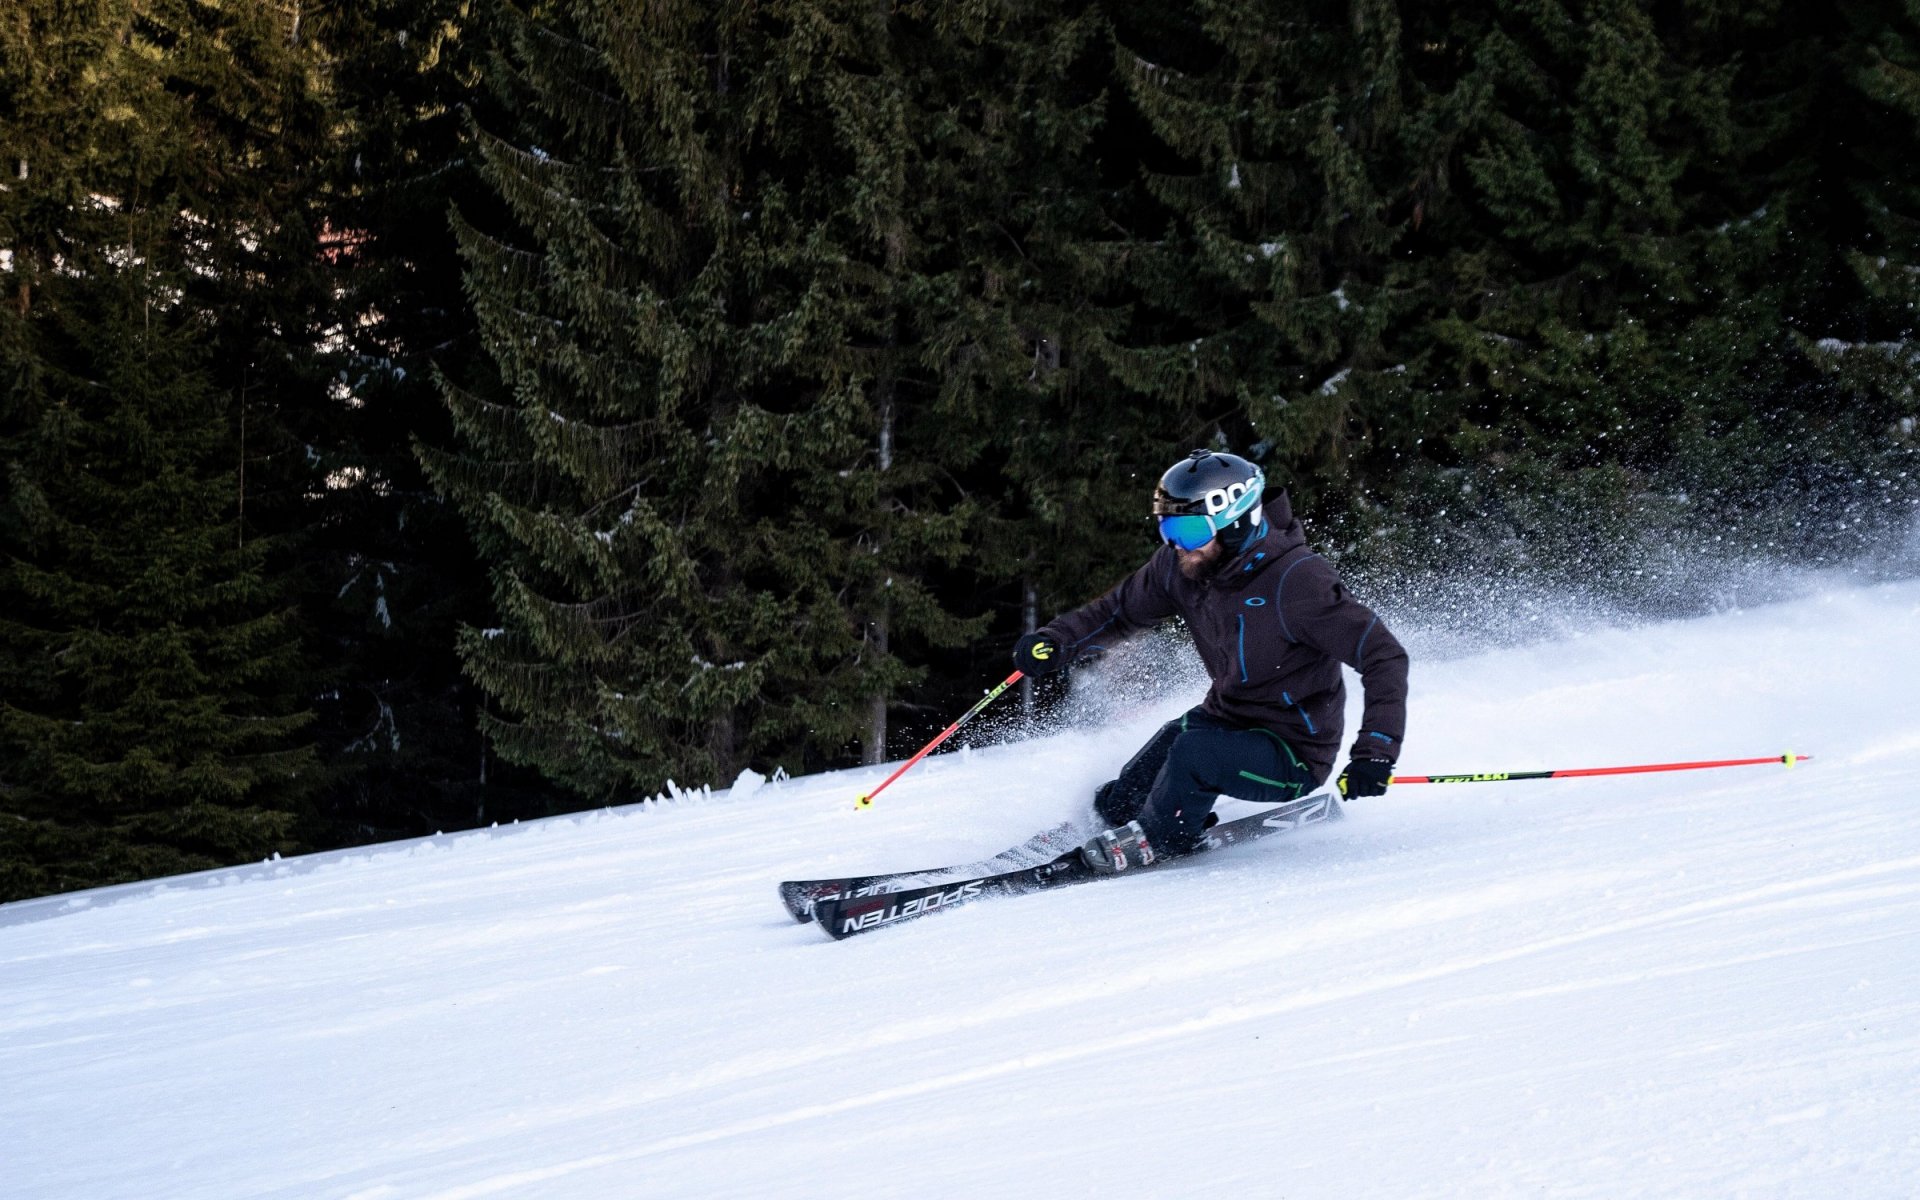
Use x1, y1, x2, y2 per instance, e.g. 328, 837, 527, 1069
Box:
1039, 490, 1409, 785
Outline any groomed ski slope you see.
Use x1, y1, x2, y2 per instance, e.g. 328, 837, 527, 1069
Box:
5, 580, 1920, 1199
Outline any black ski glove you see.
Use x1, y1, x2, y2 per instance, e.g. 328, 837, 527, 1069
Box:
1338, 757, 1393, 800
1012, 632, 1067, 676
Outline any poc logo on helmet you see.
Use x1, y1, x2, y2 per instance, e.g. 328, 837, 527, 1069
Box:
1202, 472, 1263, 518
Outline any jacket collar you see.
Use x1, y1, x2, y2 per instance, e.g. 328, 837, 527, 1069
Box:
1211, 490, 1307, 589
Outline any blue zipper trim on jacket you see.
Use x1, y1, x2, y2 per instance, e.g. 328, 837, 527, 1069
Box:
1283, 690, 1317, 735
1237, 614, 1248, 682
1355, 615, 1378, 662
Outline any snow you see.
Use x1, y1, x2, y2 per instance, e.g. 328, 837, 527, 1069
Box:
5, 582, 1920, 1198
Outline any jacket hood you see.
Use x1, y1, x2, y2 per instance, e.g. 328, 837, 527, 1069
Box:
1261, 487, 1301, 546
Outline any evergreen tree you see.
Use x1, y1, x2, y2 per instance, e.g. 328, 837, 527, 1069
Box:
881, 1, 1154, 721
297, 0, 552, 839
1302, 0, 1793, 586
428, 0, 990, 796
1375, 0, 1919, 577
1418, 1, 1753, 454
0, 0, 318, 899
1735, 1, 1920, 544
1101, 0, 1425, 515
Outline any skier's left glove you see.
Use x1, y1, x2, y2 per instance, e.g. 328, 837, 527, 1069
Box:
1337, 757, 1392, 800
1012, 632, 1067, 676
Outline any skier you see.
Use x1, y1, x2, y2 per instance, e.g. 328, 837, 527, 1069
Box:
1013, 449, 1409, 873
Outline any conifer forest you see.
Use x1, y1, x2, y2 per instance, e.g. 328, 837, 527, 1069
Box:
3, 0, 1916, 901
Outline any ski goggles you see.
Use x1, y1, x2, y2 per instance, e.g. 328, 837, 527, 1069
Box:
1157, 513, 1220, 551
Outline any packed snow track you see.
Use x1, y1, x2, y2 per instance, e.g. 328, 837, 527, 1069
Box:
4, 582, 1919, 1198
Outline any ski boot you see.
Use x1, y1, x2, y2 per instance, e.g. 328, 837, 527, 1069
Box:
1080, 820, 1158, 875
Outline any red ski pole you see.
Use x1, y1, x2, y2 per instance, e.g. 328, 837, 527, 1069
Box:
856, 671, 1025, 810
1391, 752, 1809, 786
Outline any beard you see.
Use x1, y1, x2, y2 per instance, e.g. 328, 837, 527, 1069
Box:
1176, 539, 1228, 581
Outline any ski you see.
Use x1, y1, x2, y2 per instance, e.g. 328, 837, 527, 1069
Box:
777, 820, 1081, 923
810, 790, 1344, 940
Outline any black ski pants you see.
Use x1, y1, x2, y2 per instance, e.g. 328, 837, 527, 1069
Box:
1094, 707, 1317, 852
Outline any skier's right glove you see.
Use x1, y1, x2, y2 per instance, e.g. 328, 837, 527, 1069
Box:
1012, 632, 1066, 676
1337, 757, 1393, 800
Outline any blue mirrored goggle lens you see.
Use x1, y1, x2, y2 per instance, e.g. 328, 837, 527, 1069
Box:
1158, 513, 1217, 550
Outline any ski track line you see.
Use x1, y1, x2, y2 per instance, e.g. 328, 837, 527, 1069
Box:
408, 854, 1920, 1198
1430, 926, 1920, 1014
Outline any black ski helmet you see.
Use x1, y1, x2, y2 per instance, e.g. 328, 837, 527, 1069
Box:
1151, 449, 1266, 553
